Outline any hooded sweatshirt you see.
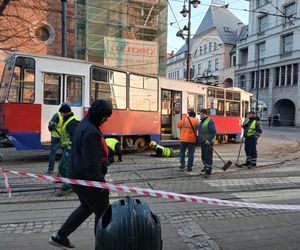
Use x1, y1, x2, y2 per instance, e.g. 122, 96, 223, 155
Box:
68, 100, 112, 181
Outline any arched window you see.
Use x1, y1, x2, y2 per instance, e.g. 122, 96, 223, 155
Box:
193, 49, 198, 58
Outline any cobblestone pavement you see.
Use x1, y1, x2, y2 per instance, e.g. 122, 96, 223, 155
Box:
1, 128, 300, 249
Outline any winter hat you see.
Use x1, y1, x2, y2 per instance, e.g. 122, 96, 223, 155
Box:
59, 103, 71, 113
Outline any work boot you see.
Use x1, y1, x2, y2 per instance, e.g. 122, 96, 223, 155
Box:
204, 173, 211, 178
55, 185, 73, 197
49, 232, 75, 249
187, 168, 193, 172
242, 162, 250, 167
179, 165, 185, 170
201, 168, 205, 173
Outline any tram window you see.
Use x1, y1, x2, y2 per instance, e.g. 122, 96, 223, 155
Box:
187, 93, 195, 112
0, 60, 14, 102
233, 92, 240, 101
8, 57, 35, 103
196, 95, 204, 114
91, 67, 126, 109
43, 73, 61, 105
226, 101, 240, 116
208, 89, 215, 97
67, 76, 82, 106
129, 74, 158, 111
217, 90, 224, 99
216, 100, 224, 116
226, 91, 233, 100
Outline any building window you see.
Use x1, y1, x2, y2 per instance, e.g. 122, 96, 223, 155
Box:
256, 0, 267, 8
209, 42, 213, 52
240, 75, 246, 88
260, 70, 265, 88
293, 63, 298, 85
198, 63, 201, 75
281, 66, 286, 85
284, 3, 296, 24
258, 15, 268, 33
204, 44, 208, 54
282, 33, 293, 53
239, 48, 248, 65
275, 67, 280, 86
214, 42, 217, 50
232, 55, 236, 66
265, 69, 269, 87
200, 46, 203, 55
257, 42, 266, 58
287, 64, 292, 85
215, 58, 219, 71
251, 71, 255, 89
208, 60, 212, 72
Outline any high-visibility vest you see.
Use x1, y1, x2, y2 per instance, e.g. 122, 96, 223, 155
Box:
155, 145, 171, 157
61, 116, 79, 148
51, 112, 63, 138
201, 118, 215, 142
105, 138, 119, 151
247, 120, 257, 137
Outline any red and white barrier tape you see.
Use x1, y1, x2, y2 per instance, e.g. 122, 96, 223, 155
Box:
1, 169, 11, 198
2, 168, 300, 211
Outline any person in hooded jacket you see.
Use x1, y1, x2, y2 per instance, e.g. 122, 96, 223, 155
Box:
49, 100, 112, 250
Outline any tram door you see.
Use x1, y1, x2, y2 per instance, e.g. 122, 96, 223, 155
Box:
161, 89, 182, 140
41, 73, 84, 143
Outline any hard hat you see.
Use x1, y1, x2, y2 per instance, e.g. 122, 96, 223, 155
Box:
149, 141, 157, 147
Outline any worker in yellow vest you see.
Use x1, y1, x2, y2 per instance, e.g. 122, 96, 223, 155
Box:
56, 104, 79, 196
105, 138, 122, 164
242, 111, 262, 169
46, 111, 63, 174
149, 141, 181, 157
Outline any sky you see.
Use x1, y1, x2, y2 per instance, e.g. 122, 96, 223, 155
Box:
167, 0, 249, 53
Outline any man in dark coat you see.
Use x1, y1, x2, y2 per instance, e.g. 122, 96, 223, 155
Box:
49, 100, 112, 249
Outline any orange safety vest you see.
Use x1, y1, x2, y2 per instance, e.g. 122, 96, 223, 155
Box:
177, 117, 197, 143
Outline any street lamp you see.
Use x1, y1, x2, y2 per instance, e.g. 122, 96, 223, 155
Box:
178, 0, 200, 81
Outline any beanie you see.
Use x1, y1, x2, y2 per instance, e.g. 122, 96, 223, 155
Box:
59, 103, 71, 113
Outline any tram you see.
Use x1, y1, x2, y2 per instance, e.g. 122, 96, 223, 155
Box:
0, 52, 251, 150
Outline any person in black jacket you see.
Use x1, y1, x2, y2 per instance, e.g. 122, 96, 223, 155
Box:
49, 100, 112, 250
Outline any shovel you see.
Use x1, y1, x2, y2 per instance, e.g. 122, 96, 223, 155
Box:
235, 137, 244, 168
210, 145, 233, 171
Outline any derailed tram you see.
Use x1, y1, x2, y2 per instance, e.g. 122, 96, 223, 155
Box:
0, 52, 252, 151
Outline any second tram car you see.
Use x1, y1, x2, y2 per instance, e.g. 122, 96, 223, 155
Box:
0, 53, 251, 150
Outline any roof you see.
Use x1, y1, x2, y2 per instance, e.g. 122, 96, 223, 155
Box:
194, 6, 243, 44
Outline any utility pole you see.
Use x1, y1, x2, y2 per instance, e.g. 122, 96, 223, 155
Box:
256, 47, 260, 111
61, 0, 67, 57
186, 0, 192, 82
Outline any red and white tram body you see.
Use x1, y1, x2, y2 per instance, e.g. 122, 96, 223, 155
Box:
0, 53, 251, 150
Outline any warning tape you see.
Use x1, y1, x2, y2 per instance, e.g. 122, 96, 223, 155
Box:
2, 168, 300, 211
1, 169, 11, 198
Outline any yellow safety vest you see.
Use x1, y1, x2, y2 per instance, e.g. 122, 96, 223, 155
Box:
156, 145, 171, 157
247, 120, 257, 137
61, 116, 79, 148
51, 112, 63, 138
202, 118, 215, 142
105, 138, 119, 151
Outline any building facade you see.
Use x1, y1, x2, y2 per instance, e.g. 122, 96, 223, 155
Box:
167, 6, 243, 86
235, 0, 300, 126
0, 0, 168, 76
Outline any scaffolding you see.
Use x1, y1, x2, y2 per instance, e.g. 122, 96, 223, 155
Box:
74, 0, 167, 76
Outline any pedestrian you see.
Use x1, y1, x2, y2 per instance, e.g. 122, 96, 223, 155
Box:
268, 112, 272, 127
46, 111, 63, 175
197, 109, 217, 178
242, 111, 262, 169
177, 111, 198, 172
149, 141, 181, 157
105, 138, 122, 164
49, 100, 112, 250
55, 104, 79, 197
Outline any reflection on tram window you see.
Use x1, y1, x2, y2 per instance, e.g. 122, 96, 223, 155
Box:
0, 59, 14, 102
187, 93, 195, 112
8, 57, 35, 103
225, 91, 240, 116
67, 76, 82, 106
207, 88, 224, 116
43, 73, 61, 105
129, 74, 158, 112
91, 67, 126, 109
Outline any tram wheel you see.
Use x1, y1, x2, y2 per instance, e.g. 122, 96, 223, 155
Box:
133, 138, 147, 152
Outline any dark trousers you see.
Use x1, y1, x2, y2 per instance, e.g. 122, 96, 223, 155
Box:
180, 142, 195, 169
58, 185, 109, 238
245, 137, 257, 166
201, 144, 213, 174
108, 143, 122, 163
